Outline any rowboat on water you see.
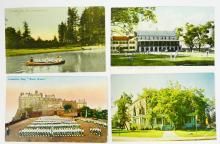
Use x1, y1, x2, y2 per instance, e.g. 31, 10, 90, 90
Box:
26, 60, 65, 66
81, 47, 92, 50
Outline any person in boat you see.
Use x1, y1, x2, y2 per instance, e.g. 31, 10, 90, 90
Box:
29, 57, 34, 62
55, 56, 62, 63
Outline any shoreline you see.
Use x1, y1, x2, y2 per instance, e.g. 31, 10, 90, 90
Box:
6, 45, 105, 57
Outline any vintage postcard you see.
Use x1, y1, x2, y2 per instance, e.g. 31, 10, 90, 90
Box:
5, 7, 105, 73
111, 7, 214, 66
111, 73, 216, 141
5, 76, 108, 142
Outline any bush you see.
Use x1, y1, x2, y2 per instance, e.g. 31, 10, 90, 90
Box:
130, 123, 138, 131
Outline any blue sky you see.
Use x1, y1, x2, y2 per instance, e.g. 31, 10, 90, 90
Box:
111, 73, 215, 104
137, 6, 214, 31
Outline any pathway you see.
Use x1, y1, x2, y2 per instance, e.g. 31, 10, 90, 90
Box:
161, 131, 181, 141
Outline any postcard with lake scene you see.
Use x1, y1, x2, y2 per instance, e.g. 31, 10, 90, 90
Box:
5, 76, 108, 142
5, 7, 105, 73
111, 7, 214, 66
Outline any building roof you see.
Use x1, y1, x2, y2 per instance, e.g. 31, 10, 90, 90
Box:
136, 30, 176, 37
112, 36, 134, 41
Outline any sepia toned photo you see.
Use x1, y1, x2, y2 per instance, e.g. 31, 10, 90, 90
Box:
5, 7, 105, 73
111, 7, 214, 66
112, 73, 216, 141
5, 76, 108, 142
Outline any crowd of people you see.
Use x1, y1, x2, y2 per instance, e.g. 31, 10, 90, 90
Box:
19, 116, 83, 137
89, 128, 102, 136
28, 56, 63, 63
80, 118, 107, 128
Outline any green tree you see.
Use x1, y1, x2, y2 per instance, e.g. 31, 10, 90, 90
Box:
114, 92, 133, 130
205, 21, 214, 48
66, 7, 79, 44
176, 21, 215, 51
111, 7, 157, 36
137, 81, 210, 130
22, 21, 31, 39
139, 88, 158, 129
58, 22, 67, 44
63, 104, 72, 112
79, 7, 105, 45
5, 27, 21, 49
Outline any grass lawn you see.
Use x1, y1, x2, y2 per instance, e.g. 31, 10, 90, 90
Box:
111, 54, 214, 66
112, 129, 163, 138
174, 129, 216, 137
6, 45, 105, 57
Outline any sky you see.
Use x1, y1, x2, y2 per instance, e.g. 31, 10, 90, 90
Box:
6, 76, 107, 123
111, 73, 215, 109
136, 6, 214, 31
5, 7, 84, 40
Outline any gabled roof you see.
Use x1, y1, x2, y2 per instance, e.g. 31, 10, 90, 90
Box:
136, 30, 176, 37
112, 36, 134, 41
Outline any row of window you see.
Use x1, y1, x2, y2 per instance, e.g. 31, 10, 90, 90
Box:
139, 46, 179, 51
138, 36, 176, 40
112, 41, 135, 44
139, 41, 179, 46
111, 46, 136, 49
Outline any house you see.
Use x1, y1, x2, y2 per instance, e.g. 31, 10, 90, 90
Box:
111, 36, 137, 52
127, 98, 199, 130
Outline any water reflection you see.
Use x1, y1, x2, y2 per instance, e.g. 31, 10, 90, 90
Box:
6, 49, 105, 73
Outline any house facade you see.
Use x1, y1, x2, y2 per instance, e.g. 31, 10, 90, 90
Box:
111, 36, 137, 52
127, 98, 197, 130
136, 31, 181, 52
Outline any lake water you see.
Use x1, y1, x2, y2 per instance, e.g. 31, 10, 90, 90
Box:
6, 49, 105, 73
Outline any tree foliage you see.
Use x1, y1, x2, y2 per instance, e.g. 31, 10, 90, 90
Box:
176, 21, 214, 51
63, 104, 72, 112
79, 7, 105, 45
111, 7, 157, 36
58, 8, 79, 44
138, 81, 209, 129
113, 81, 214, 130
78, 106, 107, 120
5, 7, 105, 49
113, 92, 133, 129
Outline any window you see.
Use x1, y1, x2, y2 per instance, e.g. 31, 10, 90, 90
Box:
133, 107, 136, 116
157, 118, 162, 124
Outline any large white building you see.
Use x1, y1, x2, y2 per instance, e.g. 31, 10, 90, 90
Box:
136, 31, 181, 52
111, 31, 181, 53
13, 90, 87, 121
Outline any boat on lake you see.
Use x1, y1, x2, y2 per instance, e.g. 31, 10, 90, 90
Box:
26, 60, 65, 66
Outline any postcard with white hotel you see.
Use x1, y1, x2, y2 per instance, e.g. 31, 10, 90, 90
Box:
111, 6, 214, 66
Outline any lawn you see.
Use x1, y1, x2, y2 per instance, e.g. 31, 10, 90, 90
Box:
112, 129, 164, 138
6, 45, 105, 57
174, 129, 216, 137
111, 54, 214, 66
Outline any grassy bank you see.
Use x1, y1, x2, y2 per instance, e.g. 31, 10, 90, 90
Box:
174, 130, 216, 137
6, 45, 105, 57
111, 54, 214, 66
112, 129, 163, 138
